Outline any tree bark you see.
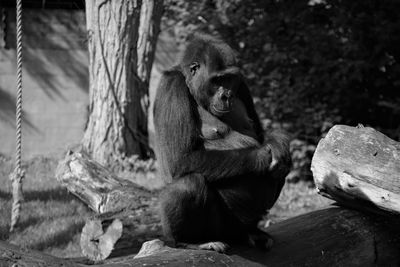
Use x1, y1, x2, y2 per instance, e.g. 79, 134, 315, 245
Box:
82, 0, 163, 165
55, 150, 153, 213
311, 125, 400, 214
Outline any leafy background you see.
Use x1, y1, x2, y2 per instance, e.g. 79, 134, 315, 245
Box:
163, 0, 400, 180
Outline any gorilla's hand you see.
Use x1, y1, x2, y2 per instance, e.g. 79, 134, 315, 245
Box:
267, 131, 292, 178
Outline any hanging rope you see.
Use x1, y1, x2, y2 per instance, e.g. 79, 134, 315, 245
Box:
9, 0, 25, 232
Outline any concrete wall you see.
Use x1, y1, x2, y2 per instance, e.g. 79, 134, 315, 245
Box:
0, 9, 89, 159
0, 9, 180, 159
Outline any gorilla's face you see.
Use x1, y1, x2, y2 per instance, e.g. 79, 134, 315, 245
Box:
186, 60, 242, 118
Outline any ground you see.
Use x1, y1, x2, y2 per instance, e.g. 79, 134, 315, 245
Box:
0, 155, 333, 258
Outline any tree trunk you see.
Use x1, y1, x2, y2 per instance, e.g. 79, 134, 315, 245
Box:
311, 125, 400, 214
82, 0, 163, 165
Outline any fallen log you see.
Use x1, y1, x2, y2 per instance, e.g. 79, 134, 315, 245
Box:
80, 209, 162, 262
1, 207, 399, 266
311, 125, 400, 214
242, 206, 400, 266
0, 238, 258, 266
55, 150, 153, 213
131, 207, 400, 266
55, 150, 160, 261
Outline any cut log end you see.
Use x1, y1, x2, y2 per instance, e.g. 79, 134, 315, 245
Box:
80, 218, 123, 262
311, 125, 400, 214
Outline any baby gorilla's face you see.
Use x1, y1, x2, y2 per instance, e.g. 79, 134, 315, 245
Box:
209, 85, 235, 117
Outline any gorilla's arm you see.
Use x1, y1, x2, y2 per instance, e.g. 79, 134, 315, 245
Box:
153, 70, 272, 182
236, 81, 292, 176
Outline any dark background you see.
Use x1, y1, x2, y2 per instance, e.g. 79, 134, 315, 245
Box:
163, 0, 400, 180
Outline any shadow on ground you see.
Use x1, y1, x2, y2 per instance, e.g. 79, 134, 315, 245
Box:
32, 221, 85, 251
0, 187, 75, 203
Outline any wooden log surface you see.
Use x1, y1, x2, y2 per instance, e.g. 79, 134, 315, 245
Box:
80, 209, 162, 262
55, 150, 153, 213
1, 207, 399, 266
243, 206, 400, 266
311, 125, 400, 214
109, 206, 400, 266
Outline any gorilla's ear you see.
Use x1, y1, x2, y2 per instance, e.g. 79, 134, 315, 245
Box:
189, 62, 200, 76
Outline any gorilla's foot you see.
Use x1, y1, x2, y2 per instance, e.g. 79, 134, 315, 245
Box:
198, 241, 229, 253
177, 241, 229, 253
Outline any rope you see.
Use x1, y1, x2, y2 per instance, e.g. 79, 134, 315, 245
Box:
9, 0, 25, 232
1, 8, 8, 49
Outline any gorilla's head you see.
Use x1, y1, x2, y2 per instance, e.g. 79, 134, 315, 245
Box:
179, 34, 245, 117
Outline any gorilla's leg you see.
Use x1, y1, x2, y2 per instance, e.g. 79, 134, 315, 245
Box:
160, 173, 229, 253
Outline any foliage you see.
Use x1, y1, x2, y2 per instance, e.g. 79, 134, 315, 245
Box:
113, 155, 157, 173
163, 0, 400, 180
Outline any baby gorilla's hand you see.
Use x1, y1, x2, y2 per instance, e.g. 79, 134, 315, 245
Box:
266, 131, 292, 177
254, 144, 273, 170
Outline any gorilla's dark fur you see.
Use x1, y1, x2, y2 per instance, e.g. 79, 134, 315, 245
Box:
153, 33, 291, 252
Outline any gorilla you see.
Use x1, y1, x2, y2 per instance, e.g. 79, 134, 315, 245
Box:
153, 33, 291, 252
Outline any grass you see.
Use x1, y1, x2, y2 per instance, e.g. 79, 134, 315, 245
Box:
0, 156, 92, 257
0, 154, 333, 258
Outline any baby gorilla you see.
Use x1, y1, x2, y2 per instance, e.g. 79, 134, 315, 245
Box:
198, 101, 260, 150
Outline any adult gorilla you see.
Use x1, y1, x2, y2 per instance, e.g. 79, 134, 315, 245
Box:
153, 33, 291, 252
